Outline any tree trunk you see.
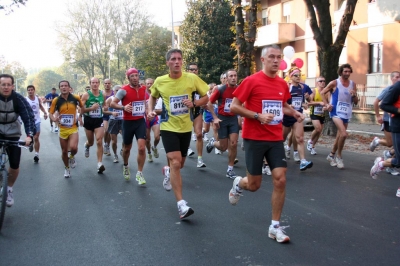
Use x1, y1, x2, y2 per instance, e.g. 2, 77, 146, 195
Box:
233, 0, 247, 80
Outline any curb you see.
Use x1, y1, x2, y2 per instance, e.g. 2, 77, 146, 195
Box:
346, 130, 384, 137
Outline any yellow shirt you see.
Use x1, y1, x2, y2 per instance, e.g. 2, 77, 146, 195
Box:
151, 72, 209, 132
310, 87, 324, 117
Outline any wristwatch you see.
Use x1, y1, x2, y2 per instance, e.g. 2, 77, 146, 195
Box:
254, 113, 259, 120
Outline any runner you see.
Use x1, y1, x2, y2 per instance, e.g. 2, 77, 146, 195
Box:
147, 48, 209, 219
110, 68, 147, 185
228, 44, 304, 243
144, 78, 161, 163
102, 79, 114, 156
44, 87, 58, 133
0, 74, 35, 207
25, 85, 48, 163
80, 77, 106, 173
104, 85, 123, 163
206, 69, 240, 178
320, 63, 358, 169
49, 80, 83, 178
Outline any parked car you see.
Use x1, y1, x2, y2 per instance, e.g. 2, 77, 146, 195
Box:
303, 109, 314, 128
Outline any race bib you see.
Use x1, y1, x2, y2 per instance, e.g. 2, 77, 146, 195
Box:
114, 109, 123, 119
170, 95, 189, 116
262, 100, 283, 125
337, 101, 350, 119
314, 105, 323, 115
89, 105, 102, 118
224, 98, 232, 113
60, 114, 74, 127
292, 96, 302, 110
132, 101, 145, 116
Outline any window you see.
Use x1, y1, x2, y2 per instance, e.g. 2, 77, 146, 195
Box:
307, 52, 316, 78
369, 42, 383, 73
262, 9, 269, 26
283, 2, 291, 23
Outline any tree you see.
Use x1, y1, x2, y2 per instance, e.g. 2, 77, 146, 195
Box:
304, 0, 358, 135
0, 0, 27, 14
2, 61, 27, 92
232, 0, 259, 81
181, 0, 235, 83
32, 70, 63, 96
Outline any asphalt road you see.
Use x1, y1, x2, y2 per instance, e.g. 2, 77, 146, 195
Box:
0, 121, 399, 266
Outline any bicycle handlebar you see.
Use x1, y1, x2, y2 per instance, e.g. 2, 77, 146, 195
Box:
0, 139, 34, 152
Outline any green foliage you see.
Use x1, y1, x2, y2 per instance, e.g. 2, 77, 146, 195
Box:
181, 0, 235, 84
2, 61, 27, 93
32, 70, 63, 96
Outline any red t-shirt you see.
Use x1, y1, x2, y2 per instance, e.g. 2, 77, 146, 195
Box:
121, 85, 148, 121
209, 85, 237, 116
232, 71, 290, 141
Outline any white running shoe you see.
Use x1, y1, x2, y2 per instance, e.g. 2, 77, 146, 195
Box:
97, 164, 105, 174
192, 133, 196, 141
69, 156, 77, 169
284, 146, 290, 160
6, 187, 14, 207
310, 148, 317, 155
396, 188, 400, 197
54, 127, 59, 133
162, 166, 172, 191
136, 172, 146, 186
215, 147, 221, 155
293, 152, 300, 163
370, 157, 383, 179
326, 155, 337, 167
268, 225, 290, 243
84, 143, 90, 158
113, 154, 119, 163
123, 166, 130, 181
197, 158, 206, 168
177, 200, 194, 219
187, 148, 195, 156
203, 133, 209, 141
148, 153, 153, 162
386, 167, 399, 175
369, 137, 380, 152
262, 165, 271, 175
152, 146, 159, 158
64, 167, 71, 178
383, 150, 391, 161
229, 176, 242, 205
336, 157, 344, 169
306, 140, 312, 151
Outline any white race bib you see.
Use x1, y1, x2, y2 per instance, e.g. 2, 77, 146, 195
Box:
89, 105, 102, 118
262, 100, 283, 125
337, 101, 350, 119
169, 95, 189, 116
292, 96, 302, 110
224, 98, 232, 113
314, 105, 323, 115
132, 101, 145, 117
60, 114, 74, 127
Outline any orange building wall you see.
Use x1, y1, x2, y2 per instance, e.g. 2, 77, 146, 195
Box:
382, 24, 400, 72
347, 28, 369, 85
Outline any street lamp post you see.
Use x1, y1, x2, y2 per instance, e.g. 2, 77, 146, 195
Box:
15, 78, 24, 92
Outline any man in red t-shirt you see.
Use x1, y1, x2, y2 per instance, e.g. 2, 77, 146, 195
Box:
229, 44, 304, 243
110, 68, 148, 184
206, 69, 239, 179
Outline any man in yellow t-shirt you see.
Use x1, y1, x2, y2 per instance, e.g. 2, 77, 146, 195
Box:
49, 80, 84, 178
147, 48, 209, 220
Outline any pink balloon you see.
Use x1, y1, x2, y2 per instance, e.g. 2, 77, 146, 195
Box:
293, 58, 304, 69
279, 60, 287, 70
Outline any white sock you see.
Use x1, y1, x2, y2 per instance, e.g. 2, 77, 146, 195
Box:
7, 186, 13, 192
271, 220, 279, 227
98, 162, 102, 167
227, 165, 233, 171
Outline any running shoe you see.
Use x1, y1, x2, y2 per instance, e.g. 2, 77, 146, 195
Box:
64, 167, 71, 178
113, 154, 119, 163
123, 166, 130, 181
262, 165, 271, 175
69, 155, 77, 169
215, 147, 221, 155
54, 127, 59, 133
310, 148, 317, 155
203, 133, 209, 141
370, 157, 384, 179
162, 166, 171, 191
284, 146, 290, 160
396, 188, 400, 197
177, 200, 194, 219
136, 172, 146, 186
187, 148, 195, 157
97, 164, 105, 174
326, 155, 337, 167
369, 137, 380, 152
105, 145, 111, 156
152, 146, 159, 158
206, 138, 215, 153
229, 176, 242, 205
197, 158, 206, 168
192, 133, 197, 141
306, 140, 312, 151
84, 143, 90, 158
336, 157, 344, 169
226, 169, 237, 179
383, 150, 391, 161
120, 149, 123, 156
148, 153, 153, 162
103, 144, 108, 155
300, 160, 313, 171
33, 155, 39, 163
386, 167, 399, 175
293, 152, 300, 163
234, 158, 239, 165
6, 187, 14, 207
268, 225, 290, 243
50, 126, 53, 133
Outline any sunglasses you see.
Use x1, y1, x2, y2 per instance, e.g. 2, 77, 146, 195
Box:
189, 68, 198, 71
292, 75, 300, 78
318, 80, 326, 83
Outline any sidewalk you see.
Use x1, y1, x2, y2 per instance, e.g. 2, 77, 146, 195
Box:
347, 122, 384, 137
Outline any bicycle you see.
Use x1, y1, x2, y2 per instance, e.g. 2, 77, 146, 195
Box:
0, 139, 33, 232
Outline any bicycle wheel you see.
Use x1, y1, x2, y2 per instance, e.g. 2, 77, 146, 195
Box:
0, 169, 8, 232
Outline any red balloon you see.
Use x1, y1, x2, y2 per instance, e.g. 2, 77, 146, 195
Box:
279, 60, 287, 70
293, 58, 304, 68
